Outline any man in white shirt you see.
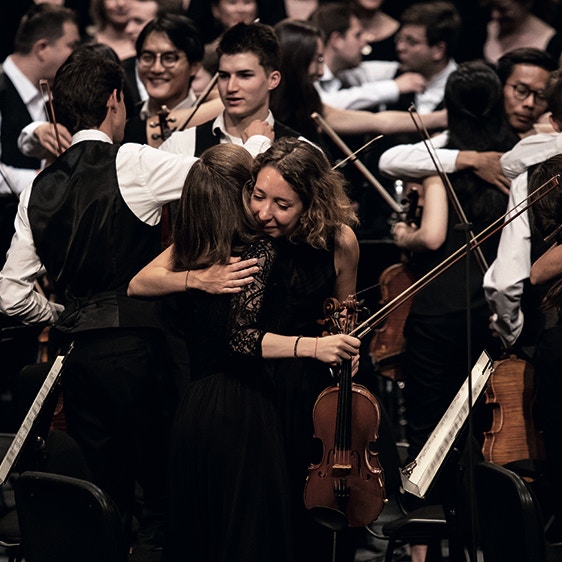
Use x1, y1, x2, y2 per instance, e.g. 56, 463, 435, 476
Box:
308, 2, 426, 111
483, 69, 562, 351
0, 4, 79, 197
0, 4, 79, 270
0, 47, 258, 550
159, 21, 305, 159
379, 48, 557, 193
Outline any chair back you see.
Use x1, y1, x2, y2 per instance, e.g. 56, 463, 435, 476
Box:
15, 471, 127, 562
474, 461, 547, 562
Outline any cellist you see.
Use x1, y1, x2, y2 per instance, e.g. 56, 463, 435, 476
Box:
390, 62, 514, 562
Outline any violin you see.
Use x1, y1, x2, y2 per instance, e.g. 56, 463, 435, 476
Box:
482, 354, 545, 466
145, 97, 224, 148
369, 185, 421, 381
304, 296, 386, 530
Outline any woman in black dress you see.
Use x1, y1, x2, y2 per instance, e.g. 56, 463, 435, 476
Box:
129, 138, 361, 562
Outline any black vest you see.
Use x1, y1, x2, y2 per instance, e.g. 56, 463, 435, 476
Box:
28, 141, 163, 332
193, 119, 301, 157
0, 71, 41, 170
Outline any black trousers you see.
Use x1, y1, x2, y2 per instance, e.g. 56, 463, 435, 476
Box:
533, 324, 562, 525
61, 328, 170, 539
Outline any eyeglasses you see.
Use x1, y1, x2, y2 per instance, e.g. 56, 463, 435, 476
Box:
138, 51, 182, 69
506, 83, 547, 104
394, 34, 425, 48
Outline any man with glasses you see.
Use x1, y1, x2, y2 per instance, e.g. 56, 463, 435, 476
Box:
484, 65, 562, 354
387, 1, 460, 115
123, 12, 207, 145
379, 47, 556, 193
308, 2, 426, 111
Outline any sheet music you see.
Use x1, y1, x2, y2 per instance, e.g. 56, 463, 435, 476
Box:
400, 350, 494, 498
0, 347, 71, 485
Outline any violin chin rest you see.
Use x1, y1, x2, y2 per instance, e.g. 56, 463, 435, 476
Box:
307, 506, 348, 532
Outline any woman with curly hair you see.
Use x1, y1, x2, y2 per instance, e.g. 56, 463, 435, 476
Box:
129, 137, 361, 562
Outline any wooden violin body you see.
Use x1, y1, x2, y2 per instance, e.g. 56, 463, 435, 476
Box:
482, 355, 545, 466
369, 186, 420, 381
368, 263, 416, 381
304, 381, 386, 529
304, 297, 386, 530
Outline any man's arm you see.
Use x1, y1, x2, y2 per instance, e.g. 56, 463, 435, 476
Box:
483, 173, 530, 348
500, 132, 562, 181
321, 61, 425, 111
378, 132, 455, 179
0, 185, 63, 323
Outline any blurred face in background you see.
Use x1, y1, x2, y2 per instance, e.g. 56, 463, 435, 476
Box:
334, 15, 367, 70
486, 0, 529, 35
212, 0, 258, 29
125, 0, 158, 43
308, 37, 324, 81
104, 0, 130, 29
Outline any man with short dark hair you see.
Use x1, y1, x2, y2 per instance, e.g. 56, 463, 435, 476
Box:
309, 2, 426, 111
379, 47, 557, 190
0, 4, 79, 268
0, 45, 257, 550
160, 21, 303, 158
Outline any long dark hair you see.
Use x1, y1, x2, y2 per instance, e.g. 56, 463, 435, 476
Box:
444, 60, 518, 223
270, 19, 323, 140
172, 144, 254, 271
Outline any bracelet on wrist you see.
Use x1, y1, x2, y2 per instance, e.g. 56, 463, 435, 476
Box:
294, 335, 303, 358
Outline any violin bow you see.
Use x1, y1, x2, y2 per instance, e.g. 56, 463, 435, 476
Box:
175, 71, 219, 133
39, 79, 63, 156
332, 135, 383, 170
407, 103, 489, 274
350, 173, 561, 339
311, 112, 402, 214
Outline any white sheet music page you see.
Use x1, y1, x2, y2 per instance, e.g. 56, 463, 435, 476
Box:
0, 353, 66, 485
400, 350, 494, 498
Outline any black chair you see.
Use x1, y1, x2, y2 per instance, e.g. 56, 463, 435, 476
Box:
362, 401, 452, 562
474, 461, 547, 562
0, 433, 21, 562
0, 508, 22, 562
15, 471, 128, 562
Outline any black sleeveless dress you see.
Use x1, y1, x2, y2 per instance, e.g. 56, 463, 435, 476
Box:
164, 236, 339, 562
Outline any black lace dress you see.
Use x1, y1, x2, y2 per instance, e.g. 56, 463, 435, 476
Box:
164, 236, 338, 562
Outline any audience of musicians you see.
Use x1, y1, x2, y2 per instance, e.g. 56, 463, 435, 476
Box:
3, 1, 562, 561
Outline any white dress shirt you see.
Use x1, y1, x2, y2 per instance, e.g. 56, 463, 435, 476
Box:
159, 110, 274, 157
315, 60, 401, 110
483, 133, 561, 347
0, 56, 47, 196
378, 131, 458, 179
0, 129, 197, 324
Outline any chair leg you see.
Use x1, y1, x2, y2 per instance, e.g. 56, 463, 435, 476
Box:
384, 538, 399, 562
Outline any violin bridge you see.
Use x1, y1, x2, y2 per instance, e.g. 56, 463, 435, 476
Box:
332, 463, 352, 477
